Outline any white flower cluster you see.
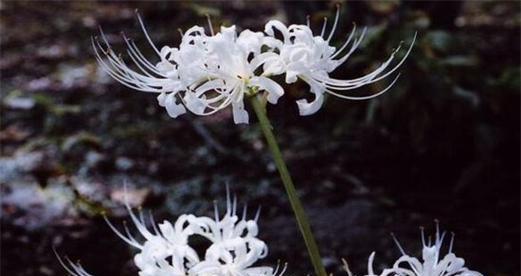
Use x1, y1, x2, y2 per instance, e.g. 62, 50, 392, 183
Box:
93, 9, 415, 124
344, 223, 483, 276
57, 190, 285, 276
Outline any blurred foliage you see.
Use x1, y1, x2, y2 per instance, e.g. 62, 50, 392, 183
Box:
0, 1, 519, 276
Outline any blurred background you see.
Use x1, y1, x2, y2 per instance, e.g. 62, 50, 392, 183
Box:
1, 1, 519, 275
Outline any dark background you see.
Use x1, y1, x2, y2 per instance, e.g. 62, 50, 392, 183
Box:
1, 1, 519, 275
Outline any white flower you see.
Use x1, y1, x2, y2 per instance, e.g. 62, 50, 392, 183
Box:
188, 193, 275, 275
56, 187, 285, 276
263, 7, 416, 115
94, 13, 283, 124
94, 9, 414, 123
363, 222, 483, 276
179, 25, 284, 124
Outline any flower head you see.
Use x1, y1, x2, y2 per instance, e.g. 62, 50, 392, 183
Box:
56, 187, 285, 276
362, 222, 483, 276
94, 7, 414, 124
263, 8, 415, 115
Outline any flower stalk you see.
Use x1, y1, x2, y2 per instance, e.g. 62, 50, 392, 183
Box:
249, 94, 327, 276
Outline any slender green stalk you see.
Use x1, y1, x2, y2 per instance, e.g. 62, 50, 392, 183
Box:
249, 95, 327, 276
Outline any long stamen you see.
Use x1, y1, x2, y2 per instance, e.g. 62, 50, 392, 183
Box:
435, 218, 441, 242
226, 182, 231, 215
325, 32, 417, 89
242, 203, 248, 220
420, 226, 426, 247
326, 3, 341, 42
254, 206, 261, 222
121, 32, 156, 77
135, 10, 161, 56
92, 36, 167, 92
320, 17, 328, 37
391, 232, 407, 255
449, 232, 455, 253
121, 32, 165, 75
331, 23, 356, 59
127, 39, 166, 75
327, 73, 401, 100
342, 258, 353, 276
232, 193, 238, 216
334, 26, 368, 66
54, 249, 86, 276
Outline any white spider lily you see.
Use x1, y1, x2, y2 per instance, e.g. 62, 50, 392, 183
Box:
56, 187, 285, 276
188, 193, 275, 275
94, 9, 414, 123
263, 7, 416, 115
94, 14, 283, 124
364, 223, 483, 276
180, 25, 284, 124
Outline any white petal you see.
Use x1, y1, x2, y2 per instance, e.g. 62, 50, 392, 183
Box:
296, 90, 324, 116
264, 20, 290, 43
367, 252, 376, 276
232, 100, 249, 124
184, 92, 207, 115
237, 29, 264, 54
250, 76, 284, 104
220, 25, 237, 41
157, 92, 167, 107
164, 93, 186, 118
262, 59, 285, 76
285, 70, 299, 84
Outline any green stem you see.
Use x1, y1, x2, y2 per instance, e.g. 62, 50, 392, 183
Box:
249, 95, 327, 276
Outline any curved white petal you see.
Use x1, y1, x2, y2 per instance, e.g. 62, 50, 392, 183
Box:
251, 76, 284, 104
264, 20, 290, 43
164, 92, 186, 118
296, 90, 324, 116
